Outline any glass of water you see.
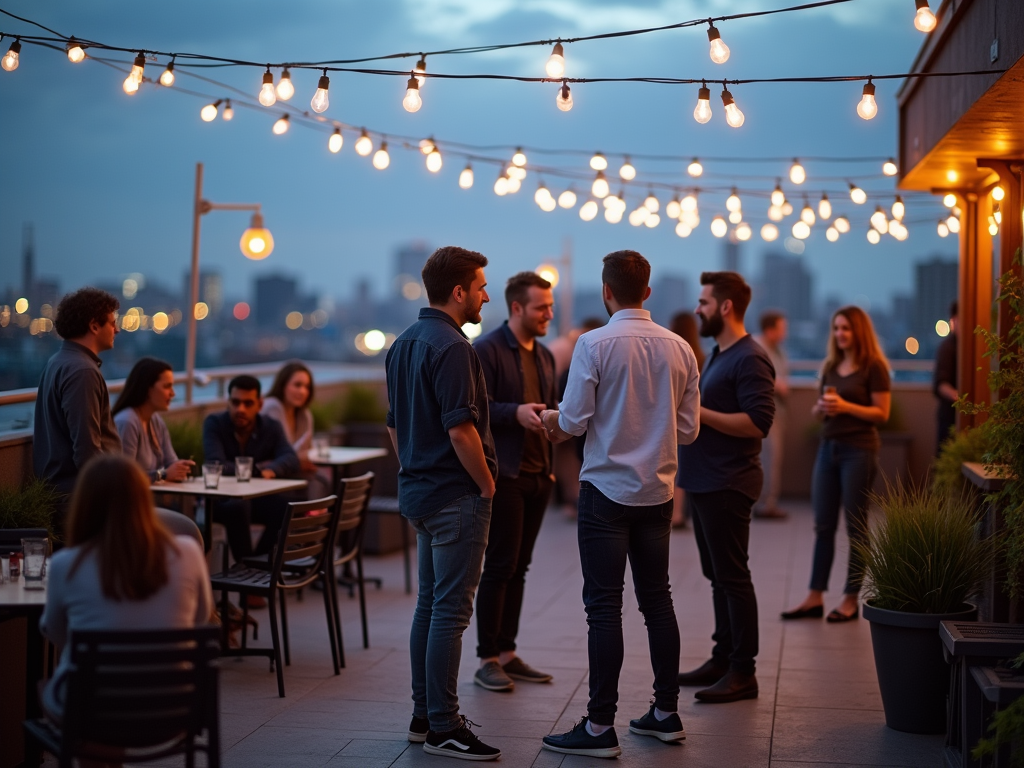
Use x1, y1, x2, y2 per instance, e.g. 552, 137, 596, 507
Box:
312, 437, 330, 459
21, 538, 48, 590
235, 456, 254, 482
203, 462, 223, 489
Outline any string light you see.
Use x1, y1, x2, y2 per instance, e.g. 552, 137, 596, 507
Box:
800, 202, 816, 225
604, 193, 624, 213
123, 52, 145, 95
414, 56, 427, 86
889, 220, 909, 240
761, 223, 779, 241
688, 158, 704, 177
619, 158, 636, 181
676, 222, 693, 238
259, 68, 277, 106
789, 160, 806, 185
792, 220, 811, 239
222, 100, 233, 120
629, 207, 648, 227
66, 39, 85, 63
372, 140, 390, 169
354, 129, 373, 156
507, 163, 527, 181
856, 80, 877, 120
546, 42, 566, 79
591, 171, 609, 198
943, 192, 957, 207
645, 212, 661, 229
707, 23, 730, 64
937, 220, 949, 237
767, 205, 784, 222
994, 205, 1002, 225
159, 60, 175, 87
914, 0, 937, 32
729, 209, 743, 224
272, 114, 290, 135
459, 164, 474, 189
665, 197, 681, 219
590, 152, 608, 171
329, 127, 343, 153
826, 226, 839, 241
726, 189, 742, 212
782, 199, 794, 216
507, 174, 522, 194
946, 214, 960, 234
579, 199, 599, 221
512, 148, 528, 168
992, 185, 1005, 201
558, 188, 577, 208
644, 192, 660, 213
276, 68, 295, 100
834, 215, 850, 233
311, 70, 330, 113
735, 222, 752, 241
883, 158, 898, 176
605, 205, 624, 224
818, 193, 832, 220
988, 217, 999, 237
200, 100, 219, 122
849, 183, 867, 204
771, 183, 785, 207
402, 76, 422, 112
891, 195, 905, 220
721, 85, 744, 127
2, 39, 21, 71
711, 216, 728, 238
870, 206, 888, 233
426, 147, 443, 172
693, 84, 712, 125
556, 81, 573, 111
535, 183, 556, 211
681, 193, 698, 212
867, 228, 881, 244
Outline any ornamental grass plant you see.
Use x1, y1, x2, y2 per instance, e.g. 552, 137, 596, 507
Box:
0, 478, 61, 540
857, 482, 992, 614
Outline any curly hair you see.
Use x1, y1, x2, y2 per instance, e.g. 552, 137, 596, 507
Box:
54, 287, 120, 339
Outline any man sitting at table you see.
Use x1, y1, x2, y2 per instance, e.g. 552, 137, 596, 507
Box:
203, 375, 300, 562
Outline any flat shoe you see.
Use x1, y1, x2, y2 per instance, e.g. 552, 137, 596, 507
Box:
826, 607, 859, 623
780, 605, 824, 620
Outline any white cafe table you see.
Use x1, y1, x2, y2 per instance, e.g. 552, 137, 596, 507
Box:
151, 476, 308, 553
309, 446, 389, 490
0, 577, 48, 762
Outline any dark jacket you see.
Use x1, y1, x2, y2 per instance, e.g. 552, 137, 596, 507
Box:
33, 341, 122, 495
202, 411, 300, 479
474, 322, 556, 479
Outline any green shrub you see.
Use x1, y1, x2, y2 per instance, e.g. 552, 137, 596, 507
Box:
932, 424, 991, 500
974, 651, 1024, 765
0, 479, 61, 540
339, 385, 387, 424
166, 417, 204, 467
310, 397, 343, 432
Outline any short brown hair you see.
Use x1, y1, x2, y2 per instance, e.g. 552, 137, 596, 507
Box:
602, 250, 650, 305
700, 271, 752, 320
505, 271, 551, 313
422, 246, 488, 305
267, 361, 315, 410
54, 287, 120, 339
759, 310, 785, 333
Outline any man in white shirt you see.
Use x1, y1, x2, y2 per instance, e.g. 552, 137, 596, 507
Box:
539, 250, 701, 759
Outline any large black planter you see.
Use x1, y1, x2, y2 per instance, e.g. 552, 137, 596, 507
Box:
863, 601, 977, 734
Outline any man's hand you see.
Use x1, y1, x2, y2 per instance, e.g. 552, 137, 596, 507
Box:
516, 403, 546, 433
261, 468, 276, 479
540, 410, 572, 444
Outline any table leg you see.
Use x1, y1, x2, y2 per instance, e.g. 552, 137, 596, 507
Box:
203, 495, 214, 554
24, 607, 44, 765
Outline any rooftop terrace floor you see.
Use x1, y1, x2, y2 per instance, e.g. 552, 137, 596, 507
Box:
108, 501, 945, 767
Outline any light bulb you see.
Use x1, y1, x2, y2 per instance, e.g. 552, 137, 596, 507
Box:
328, 128, 343, 153
579, 200, 599, 221
273, 114, 290, 135
556, 82, 573, 111
546, 42, 565, 79
414, 57, 427, 86
644, 193, 660, 213
512, 148, 527, 167
681, 210, 700, 228
782, 200, 794, 216
914, 0, 937, 32
761, 223, 779, 241
937, 220, 949, 237
591, 172, 609, 199
535, 184, 551, 206
426, 148, 442, 172
494, 175, 509, 196
801, 204, 816, 225
994, 208, 1002, 225
818, 194, 832, 220
66, 40, 85, 63
354, 129, 373, 156
850, 184, 867, 204
418, 139, 435, 155
729, 210, 743, 224
892, 196, 905, 220
947, 215, 961, 233
123, 75, 139, 94
541, 196, 557, 212
870, 206, 888, 233
726, 190, 741, 212
508, 176, 523, 194
123, 52, 145, 94
666, 198, 681, 219
992, 185, 1005, 201
989, 220, 999, 237
789, 160, 806, 185
507, 165, 527, 181
768, 205, 784, 222
222, 100, 234, 120
372, 141, 390, 170
943, 192, 957, 207
605, 207, 623, 224
771, 184, 785, 207
159, 62, 175, 86
590, 153, 608, 171
645, 213, 661, 229
735, 222, 752, 241
619, 159, 636, 181
2, 39, 21, 72
629, 208, 648, 227
311, 72, 330, 113
857, 82, 878, 120
201, 102, 219, 122
883, 158, 898, 176
707, 23, 730, 64
558, 188, 577, 208
259, 70, 277, 106
276, 69, 295, 100
459, 165, 474, 189
867, 229, 881, 244
826, 226, 839, 242
792, 221, 810, 239
681, 194, 698, 212
834, 216, 851, 234
711, 216, 728, 238
693, 86, 712, 124
403, 76, 422, 112
688, 158, 704, 177
676, 222, 693, 238
722, 87, 744, 128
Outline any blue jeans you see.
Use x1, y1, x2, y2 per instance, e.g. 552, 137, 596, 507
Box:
409, 494, 492, 732
810, 439, 878, 594
577, 482, 679, 726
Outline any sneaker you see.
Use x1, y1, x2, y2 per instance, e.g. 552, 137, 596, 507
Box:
408, 715, 428, 743
502, 657, 553, 683
628, 703, 686, 742
542, 717, 621, 759
474, 660, 515, 692
423, 717, 501, 761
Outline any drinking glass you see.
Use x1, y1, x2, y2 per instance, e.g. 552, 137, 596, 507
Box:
235, 456, 254, 482
203, 462, 223, 489
21, 538, 48, 589
312, 437, 330, 459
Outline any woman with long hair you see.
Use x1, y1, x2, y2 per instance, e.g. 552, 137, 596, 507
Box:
263, 361, 329, 497
40, 455, 212, 718
782, 306, 891, 622
112, 357, 193, 482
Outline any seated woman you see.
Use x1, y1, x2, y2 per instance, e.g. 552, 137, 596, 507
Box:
40, 454, 213, 720
262, 361, 330, 498
112, 357, 194, 482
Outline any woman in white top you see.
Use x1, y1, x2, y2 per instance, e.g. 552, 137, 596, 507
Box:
112, 357, 194, 482
40, 454, 213, 719
263, 361, 330, 497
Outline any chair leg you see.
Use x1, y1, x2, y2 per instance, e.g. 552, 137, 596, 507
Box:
321, 572, 341, 675
331, 564, 346, 669
186, 746, 195, 768
267, 590, 285, 697
357, 551, 369, 649
279, 588, 291, 666
241, 601, 249, 649
220, 589, 231, 652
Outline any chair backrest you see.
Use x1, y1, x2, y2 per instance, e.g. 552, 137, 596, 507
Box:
334, 473, 374, 567
60, 627, 220, 757
0, 528, 48, 556
270, 495, 339, 588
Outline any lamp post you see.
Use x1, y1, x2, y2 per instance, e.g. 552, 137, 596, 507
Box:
185, 162, 273, 404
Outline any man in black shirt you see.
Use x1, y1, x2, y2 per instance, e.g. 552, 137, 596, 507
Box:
472, 272, 557, 693
677, 272, 775, 704
933, 300, 958, 453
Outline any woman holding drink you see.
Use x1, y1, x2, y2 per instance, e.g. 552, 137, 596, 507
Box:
782, 306, 890, 623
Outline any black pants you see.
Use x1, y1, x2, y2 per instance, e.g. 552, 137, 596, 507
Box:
475, 472, 553, 659
214, 495, 289, 561
689, 489, 759, 676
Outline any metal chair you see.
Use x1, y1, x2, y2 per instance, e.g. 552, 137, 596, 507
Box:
210, 495, 340, 697
23, 627, 221, 768
331, 472, 375, 665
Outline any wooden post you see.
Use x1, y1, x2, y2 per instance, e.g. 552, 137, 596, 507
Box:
956, 191, 994, 431
977, 160, 1024, 350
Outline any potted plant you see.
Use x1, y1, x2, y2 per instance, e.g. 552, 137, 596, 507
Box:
0, 478, 61, 541
858, 482, 991, 734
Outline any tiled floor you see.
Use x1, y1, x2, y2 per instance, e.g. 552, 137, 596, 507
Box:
128, 501, 944, 766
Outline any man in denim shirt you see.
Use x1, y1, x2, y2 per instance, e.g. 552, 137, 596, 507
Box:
386, 246, 500, 762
